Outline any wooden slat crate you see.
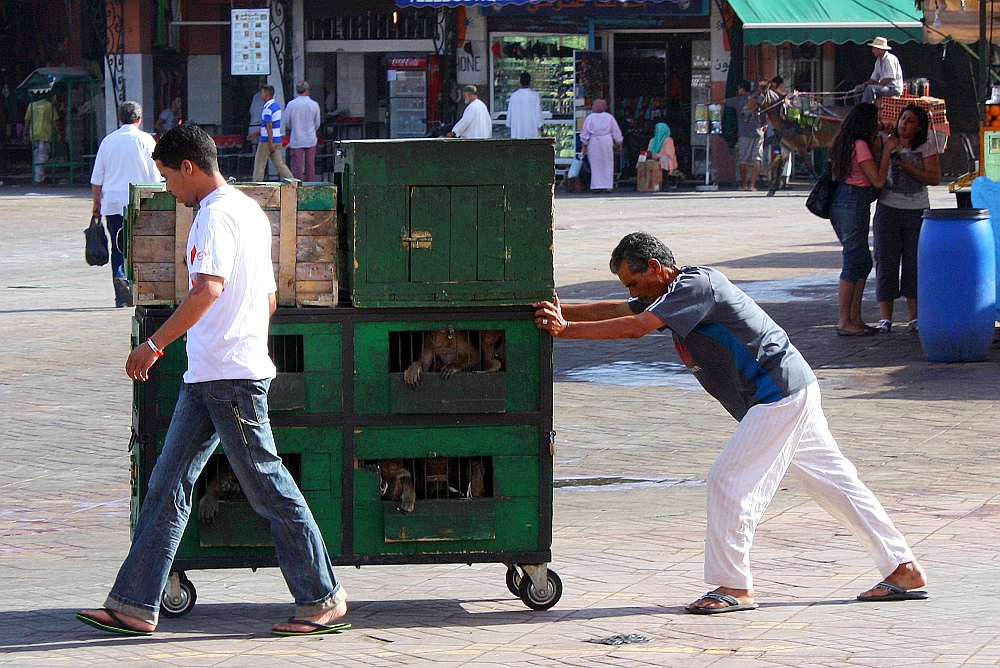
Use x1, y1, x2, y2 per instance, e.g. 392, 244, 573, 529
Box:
126, 181, 338, 307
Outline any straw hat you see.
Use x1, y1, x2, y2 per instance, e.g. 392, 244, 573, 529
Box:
868, 36, 892, 51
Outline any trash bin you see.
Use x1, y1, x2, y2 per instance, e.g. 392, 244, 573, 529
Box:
918, 208, 996, 362
970, 176, 1000, 319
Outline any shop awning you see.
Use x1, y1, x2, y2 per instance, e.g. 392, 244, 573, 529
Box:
16, 67, 99, 99
395, 0, 684, 6
727, 0, 923, 45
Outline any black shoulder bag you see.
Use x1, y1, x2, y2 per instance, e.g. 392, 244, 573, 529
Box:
805, 162, 836, 219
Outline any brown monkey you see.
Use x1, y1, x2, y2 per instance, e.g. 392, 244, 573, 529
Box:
378, 459, 416, 514
199, 460, 244, 525
403, 328, 479, 388
467, 460, 485, 498
479, 330, 505, 372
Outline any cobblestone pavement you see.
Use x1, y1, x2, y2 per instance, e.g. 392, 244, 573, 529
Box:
1, 184, 998, 667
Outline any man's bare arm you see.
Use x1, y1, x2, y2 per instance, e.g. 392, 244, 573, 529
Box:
125, 273, 224, 381
535, 294, 663, 340
560, 300, 634, 322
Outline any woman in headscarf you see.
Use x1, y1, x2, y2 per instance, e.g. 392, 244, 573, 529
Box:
580, 99, 623, 192
647, 122, 677, 175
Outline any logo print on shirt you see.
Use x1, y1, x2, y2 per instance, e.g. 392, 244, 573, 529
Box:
675, 340, 701, 372
190, 246, 197, 265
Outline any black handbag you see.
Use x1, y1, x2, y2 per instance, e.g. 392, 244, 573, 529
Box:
85, 215, 110, 266
805, 162, 836, 219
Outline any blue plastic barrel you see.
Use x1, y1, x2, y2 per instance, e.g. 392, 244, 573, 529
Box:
918, 208, 996, 362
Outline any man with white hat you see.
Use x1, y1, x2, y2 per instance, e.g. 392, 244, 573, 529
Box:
859, 37, 903, 103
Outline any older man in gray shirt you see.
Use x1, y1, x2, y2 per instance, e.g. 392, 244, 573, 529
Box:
284, 81, 322, 181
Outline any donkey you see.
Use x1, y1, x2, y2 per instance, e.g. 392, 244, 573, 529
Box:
757, 94, 843, 196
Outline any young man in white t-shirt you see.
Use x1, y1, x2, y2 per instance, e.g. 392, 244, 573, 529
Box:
78, 125, 348, 638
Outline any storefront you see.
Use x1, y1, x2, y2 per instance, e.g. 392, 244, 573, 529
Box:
488, 34, 587, 160
486, 0, 711, 180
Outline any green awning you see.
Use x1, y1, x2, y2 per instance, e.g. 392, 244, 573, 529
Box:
728, 0, 924, 45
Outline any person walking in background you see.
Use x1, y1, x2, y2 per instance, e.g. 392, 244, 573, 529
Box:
505, 72, 544, 139
24, 94, 58, 184
154, 96, 182, 134
859, 37, 903, 104
724, 81, 765, 191
284, 81, 322, 181
90, 101, 160, 308
873, 104, 941, 334
533, 232, 928, 614
580, 99, 623, 193
248, 85, 293, 182
646, 122, 677, 178
447, 85, 492, 139
828, 103, 886, 336
77, 124, 349, 638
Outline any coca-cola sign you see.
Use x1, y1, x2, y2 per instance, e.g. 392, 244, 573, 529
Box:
386, 57, 426, 70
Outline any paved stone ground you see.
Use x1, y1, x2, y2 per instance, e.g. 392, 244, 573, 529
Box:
1, 184, 999, 667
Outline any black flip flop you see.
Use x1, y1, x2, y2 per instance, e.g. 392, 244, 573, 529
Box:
76, 608, 153, 636
272, 616, 352, 637
857, 581, 929, 602
686, 591, 759, 614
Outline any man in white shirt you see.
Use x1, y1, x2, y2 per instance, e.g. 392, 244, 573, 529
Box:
77, 124, 349, 639
447, 85, 492, 139
860, 36, 903, 103
283, 81, 322, 181
90, 101, 160, 307
505, 72, 544, 139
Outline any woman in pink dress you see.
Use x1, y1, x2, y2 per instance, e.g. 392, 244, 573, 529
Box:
580, 99, 623, 192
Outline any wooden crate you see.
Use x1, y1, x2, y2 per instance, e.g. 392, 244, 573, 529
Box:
126, 181, 338, 307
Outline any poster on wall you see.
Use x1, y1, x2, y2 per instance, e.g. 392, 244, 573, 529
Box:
231, 9, 270, 76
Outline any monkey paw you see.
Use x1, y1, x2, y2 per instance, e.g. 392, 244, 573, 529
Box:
403, 362, 422, 388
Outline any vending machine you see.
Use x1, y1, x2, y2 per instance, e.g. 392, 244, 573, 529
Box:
387, 56, 428, 139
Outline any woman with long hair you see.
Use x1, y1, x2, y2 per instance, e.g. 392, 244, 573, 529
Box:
828, 102, 887, 336
872, 105, 941, 333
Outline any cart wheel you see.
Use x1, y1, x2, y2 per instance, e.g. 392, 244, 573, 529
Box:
518, 569, 562, 611
505, 566, 522, 597
160, 573, 197, 618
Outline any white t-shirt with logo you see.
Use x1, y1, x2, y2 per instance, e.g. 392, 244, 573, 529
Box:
184, 185, 277, 383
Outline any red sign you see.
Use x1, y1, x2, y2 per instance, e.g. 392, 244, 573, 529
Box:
386, 57, 426, 70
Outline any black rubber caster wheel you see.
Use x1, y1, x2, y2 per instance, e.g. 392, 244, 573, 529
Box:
518, 569, 562, 611
505, 566, 522, 597
160, 572, 197, 618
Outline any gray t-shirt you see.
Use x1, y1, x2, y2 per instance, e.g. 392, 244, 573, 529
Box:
630, 266, 816, 421
725, 94, 765, 139
878, 140, 938, 210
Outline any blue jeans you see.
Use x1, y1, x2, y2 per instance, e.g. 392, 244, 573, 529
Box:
829, 183, 874, 283
105, 379, 343, 624
106, 214, 126, 281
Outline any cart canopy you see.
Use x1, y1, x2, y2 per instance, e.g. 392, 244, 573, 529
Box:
16, 67, 99, 99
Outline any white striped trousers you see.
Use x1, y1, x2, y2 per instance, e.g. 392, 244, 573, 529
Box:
704, 381, 915, 590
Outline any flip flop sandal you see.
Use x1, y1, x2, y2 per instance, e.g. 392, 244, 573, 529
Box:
876, 319, 892, 333
272, 616, 352, 637
686, 591, 759, 614
76, 608, 153, 636
857, 581, 929, 602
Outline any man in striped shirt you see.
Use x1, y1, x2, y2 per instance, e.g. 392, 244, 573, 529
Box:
534, 232, 928, 614
248, 85, 294, 182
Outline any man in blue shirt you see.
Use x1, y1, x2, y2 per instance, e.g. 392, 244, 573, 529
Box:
534, 232, 928, 613
247, 85, 294, 181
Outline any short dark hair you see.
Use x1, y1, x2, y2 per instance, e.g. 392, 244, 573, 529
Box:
610, 232, 676, 275
119, 101, 142, 125
152, 124, 219, 175
739, 80, 752, 92
520, 72, 531, 87
261, 84, 275, 96
771, 76, 784, 86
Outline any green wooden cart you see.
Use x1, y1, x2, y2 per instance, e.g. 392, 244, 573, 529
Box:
131, 305, 560, 615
